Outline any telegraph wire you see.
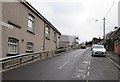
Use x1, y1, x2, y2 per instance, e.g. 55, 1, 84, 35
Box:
104, 0, 117, 18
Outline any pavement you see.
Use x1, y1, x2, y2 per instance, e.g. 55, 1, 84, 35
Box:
107, 51, 120, 69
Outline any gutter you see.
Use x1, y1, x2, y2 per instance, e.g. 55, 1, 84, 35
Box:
107, 56, 120, 69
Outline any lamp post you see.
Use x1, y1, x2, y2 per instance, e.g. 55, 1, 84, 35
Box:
95, 18, 106, 45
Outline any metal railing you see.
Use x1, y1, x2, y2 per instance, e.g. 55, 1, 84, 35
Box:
0, 48, 68, 72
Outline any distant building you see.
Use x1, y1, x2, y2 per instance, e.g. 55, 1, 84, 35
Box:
92, 37, 101, 44
59, 35, 79, 49
59, 35, 70, 49
1, 0, 61, 58
70, 36, 79, 48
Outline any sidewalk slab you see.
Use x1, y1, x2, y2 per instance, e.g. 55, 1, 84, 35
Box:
107, 51, 120, 69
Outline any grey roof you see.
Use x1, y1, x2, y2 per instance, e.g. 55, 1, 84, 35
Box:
106, 27, 120, 39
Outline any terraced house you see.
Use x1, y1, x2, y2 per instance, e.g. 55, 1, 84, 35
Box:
1, 0, 61, 58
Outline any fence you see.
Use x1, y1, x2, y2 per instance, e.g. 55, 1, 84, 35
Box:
0, 48, 69, 72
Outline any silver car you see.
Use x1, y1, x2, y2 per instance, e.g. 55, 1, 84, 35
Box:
91, 44, 106, 57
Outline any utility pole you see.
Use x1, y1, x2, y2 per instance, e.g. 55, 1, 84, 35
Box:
103, 18, 105, 39
103, 18, 105, 45
95, 18, 106, 45
0, 1, 2, 82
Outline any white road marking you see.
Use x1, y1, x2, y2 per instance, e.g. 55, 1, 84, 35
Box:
83, 61, 89, 64
88, 66, 90, 70
74, 55, 79, 58
77, 75, 85, 78
59, 61, 70, 69
88, 62, 91, 65
87, 72, 90, 76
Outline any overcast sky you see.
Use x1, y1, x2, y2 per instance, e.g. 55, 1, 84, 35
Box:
27, 0, 119, 42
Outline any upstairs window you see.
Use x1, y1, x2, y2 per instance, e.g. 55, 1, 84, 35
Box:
28, 14, 34, 33
45, 25, 50, 39
8, 38, 18, 54
54, 32, 57, 42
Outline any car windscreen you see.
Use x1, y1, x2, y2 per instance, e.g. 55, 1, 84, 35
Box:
93, 45, 104, 48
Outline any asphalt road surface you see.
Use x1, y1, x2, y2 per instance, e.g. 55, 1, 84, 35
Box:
2, 48, 119, 80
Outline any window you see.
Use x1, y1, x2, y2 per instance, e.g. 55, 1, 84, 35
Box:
54, 32, 57, 42
27, 42, 33, 52
45, 25, 50, 39
28, 14, 34, 32
117, 30, 120, 37
8, 38, 18, 54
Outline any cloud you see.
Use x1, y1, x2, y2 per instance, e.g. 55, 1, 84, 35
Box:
27, 0, 118, 42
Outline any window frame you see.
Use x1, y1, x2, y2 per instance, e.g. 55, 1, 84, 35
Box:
26, 42, 34, 53
45, 25, 50, 40
27, 14, 35, 33
54, 31, 57, 43
7, 37, 19, 55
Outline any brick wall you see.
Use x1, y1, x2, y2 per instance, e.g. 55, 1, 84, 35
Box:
114, 42, 120, 55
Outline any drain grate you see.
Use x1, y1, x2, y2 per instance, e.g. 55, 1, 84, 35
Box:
72, 69, 86, 78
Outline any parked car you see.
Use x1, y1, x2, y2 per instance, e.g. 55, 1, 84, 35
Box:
81, 44, 86, 49
91, 44, 106, 57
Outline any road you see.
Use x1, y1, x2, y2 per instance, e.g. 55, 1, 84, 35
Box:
2, 48, 119, 80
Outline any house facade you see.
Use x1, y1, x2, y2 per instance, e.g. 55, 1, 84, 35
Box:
105, 27, 120, 55
114, 27, 120, 55
1, 0, 61, 58
105, 31, 115, 51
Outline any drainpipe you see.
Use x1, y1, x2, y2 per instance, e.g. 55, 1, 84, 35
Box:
43, 22, 45, 51
0, 0, 2, 81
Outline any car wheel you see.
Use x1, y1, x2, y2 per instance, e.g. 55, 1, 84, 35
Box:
91, 53, 94, 56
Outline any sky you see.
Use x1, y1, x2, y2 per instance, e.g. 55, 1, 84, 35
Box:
27, 0, 119, 43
